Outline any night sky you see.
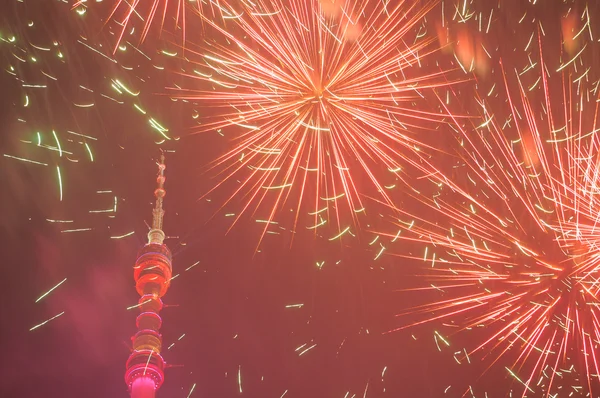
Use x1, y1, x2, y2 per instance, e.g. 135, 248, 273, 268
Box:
2, 1, 600, 397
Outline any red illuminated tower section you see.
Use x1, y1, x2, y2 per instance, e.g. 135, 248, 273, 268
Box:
125, 154, 172, 398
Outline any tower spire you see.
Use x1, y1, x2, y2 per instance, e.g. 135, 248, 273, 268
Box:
125, 154, 173, 398
148, 153, 166, 245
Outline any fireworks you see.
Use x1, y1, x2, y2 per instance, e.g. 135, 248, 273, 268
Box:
72, 0, 209, 51
2, 3, 102, 222
1, 0, 173, 235
10, 0, 600, 397
381, 25, 600, 395
174, 0, 457, 240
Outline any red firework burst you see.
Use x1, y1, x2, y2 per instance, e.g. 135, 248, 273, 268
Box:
381, 34, 600, 396
173, 0, 459, 241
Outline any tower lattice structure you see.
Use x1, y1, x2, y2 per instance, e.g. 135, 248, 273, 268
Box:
125, 154, 172, 398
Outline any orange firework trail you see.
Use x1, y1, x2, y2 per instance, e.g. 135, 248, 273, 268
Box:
175, 0, 460, 240
72, 0, 209, 51
382, 33, 600, 396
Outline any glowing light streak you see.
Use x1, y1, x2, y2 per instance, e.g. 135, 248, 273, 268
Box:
61, 228, 92, 233
142, 349, 154, 376
67, 130, 97, 140
76, 40, 117, 63
3, 154, 48, 166
185, 261, 200, 271
506, 367, 535, 394
84, 142, 94, 161
298, 343, 317, 356
51, 130, 63, 157
30, 311, 65, 331
35, 278, 67, 303
114, 79, 140, 96
374, 244, 385, 261
556, 44, 587, 72
56, 166, 63, 201
149, 118, 171, 139
39, 69, 57, 80
186, 383, 196, 398
110, 231, 135, 239
127, 299, 152, 311
101, 94, 123, 104
89, 208, 114, 213
329, 226, 350, 241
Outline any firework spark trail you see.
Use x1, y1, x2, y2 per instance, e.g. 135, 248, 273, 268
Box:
174, 0, 460, 242
2, 0, 184, 334
380, 30, 600, 396
3, 0, 180, 217
1, 5, 106, 217
72, 0, 213, 52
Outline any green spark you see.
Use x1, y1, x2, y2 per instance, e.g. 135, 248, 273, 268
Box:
84, 142, 94, 161
114, 79, 140, 96
56, 166, 63, 201
52, 130, 62, 157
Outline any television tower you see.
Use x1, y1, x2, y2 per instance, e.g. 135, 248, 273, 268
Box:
125, 154, 172, 398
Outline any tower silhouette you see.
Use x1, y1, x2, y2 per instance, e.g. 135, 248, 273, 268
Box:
125, 154, 172, 398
